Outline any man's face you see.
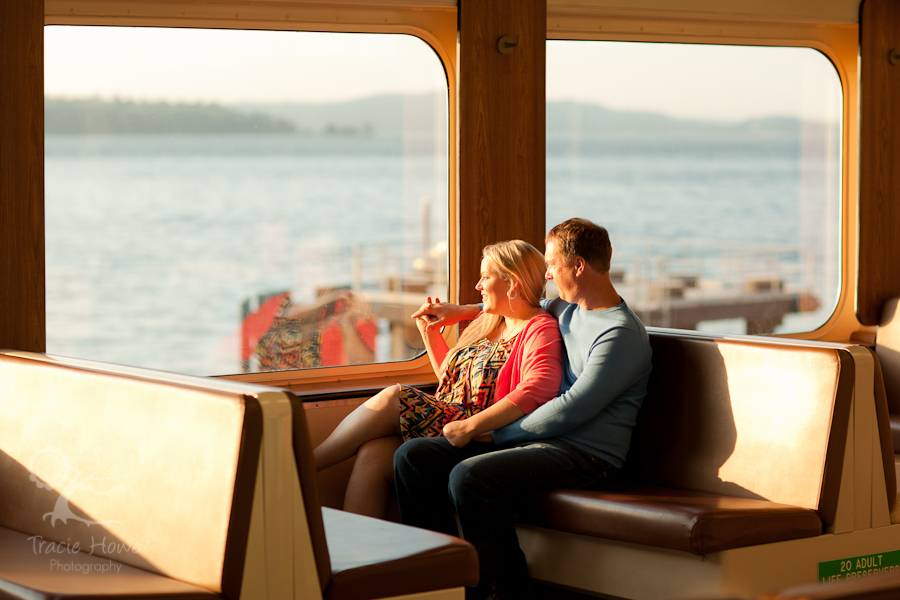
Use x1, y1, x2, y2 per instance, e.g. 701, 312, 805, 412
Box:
544, 239, 578, 302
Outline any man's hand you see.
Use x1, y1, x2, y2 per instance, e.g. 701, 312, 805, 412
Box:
411, 298, 480, 331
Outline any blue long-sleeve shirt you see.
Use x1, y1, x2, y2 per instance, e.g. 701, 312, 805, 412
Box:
492, 297, 652, 468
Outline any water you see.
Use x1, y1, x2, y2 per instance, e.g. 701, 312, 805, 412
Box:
45, 132, 839, 376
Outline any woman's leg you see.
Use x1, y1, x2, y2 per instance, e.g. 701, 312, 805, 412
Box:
342, 435, 402, 518
314, 384, 402, 471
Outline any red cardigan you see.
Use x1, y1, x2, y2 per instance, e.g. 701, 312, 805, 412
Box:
495, 312, 564, 414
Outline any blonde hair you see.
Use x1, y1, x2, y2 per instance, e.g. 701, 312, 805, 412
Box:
441, 240, 546, 372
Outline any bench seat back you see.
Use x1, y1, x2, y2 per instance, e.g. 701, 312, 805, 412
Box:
876, 298, 900, 418
627, 331, 854, 525
0, 352, 261, 597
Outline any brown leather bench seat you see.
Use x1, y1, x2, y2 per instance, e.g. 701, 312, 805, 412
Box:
519, 485, 824, 555
0, 351, 479, 600
875, 298, 900, 502
514, 332, 897, 599
322, 508, 478, 600
290, 393, 479, 600
0, 352, 263, 600
890, 415, 900, 453
516, 330, 877, 561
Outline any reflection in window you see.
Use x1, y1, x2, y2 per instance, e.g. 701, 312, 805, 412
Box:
44, 27, 449, 375
547, 41, 842, 335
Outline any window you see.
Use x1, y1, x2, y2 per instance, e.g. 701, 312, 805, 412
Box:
44, 27, 449, 375
547, 41, 842, 335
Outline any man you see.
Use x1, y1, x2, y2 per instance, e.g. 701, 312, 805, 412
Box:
396, 218, 652, 600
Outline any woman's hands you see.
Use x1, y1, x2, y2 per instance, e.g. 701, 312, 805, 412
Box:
414, 297, 450, 377
442, 400, 524, 448
411, 298, 481, 331
442, 419, 495, 447
442, 419, 477, 448
414, 297, 443, 339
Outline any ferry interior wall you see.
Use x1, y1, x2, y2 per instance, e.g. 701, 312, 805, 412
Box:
2, 0, 900, 599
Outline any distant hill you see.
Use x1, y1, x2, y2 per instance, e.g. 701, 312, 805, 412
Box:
243, 95, 809, 138
546, 100, 803, 137
236, 93, 447, 138
45, 94, 827, 140
45, 98, 297, 134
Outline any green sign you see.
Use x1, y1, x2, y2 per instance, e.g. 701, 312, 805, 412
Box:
819, 550, 900, 583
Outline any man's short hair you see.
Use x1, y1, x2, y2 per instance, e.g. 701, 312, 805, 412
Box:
547, 218, 612, 273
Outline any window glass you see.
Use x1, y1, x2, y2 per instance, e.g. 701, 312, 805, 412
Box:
45, 27, 449, 375
547, 41, 841, 335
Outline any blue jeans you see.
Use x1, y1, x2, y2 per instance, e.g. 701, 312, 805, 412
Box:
393, 437, 618, 597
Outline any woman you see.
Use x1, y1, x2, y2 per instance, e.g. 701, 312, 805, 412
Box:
313, 240, 563, 517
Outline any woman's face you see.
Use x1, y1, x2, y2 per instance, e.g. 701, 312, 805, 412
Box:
476, 257, 512, 315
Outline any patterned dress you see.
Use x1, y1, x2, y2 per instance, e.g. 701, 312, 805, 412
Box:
398, 337, 514, 440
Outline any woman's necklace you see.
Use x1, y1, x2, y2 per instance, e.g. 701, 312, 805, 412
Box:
500, 307, 542, 341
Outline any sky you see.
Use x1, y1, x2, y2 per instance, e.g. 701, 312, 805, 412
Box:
44, 26, 843, 123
